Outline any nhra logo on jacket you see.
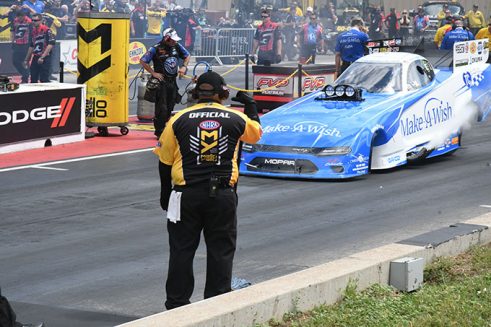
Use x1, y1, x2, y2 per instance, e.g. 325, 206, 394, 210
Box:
190, 116, 229, 165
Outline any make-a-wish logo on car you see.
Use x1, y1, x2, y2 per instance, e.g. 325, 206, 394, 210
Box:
400, 98, 452, 136
462, 71, 484, 88
262, 121, 342, 138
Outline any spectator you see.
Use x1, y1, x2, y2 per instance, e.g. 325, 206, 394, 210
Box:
252, 9, 282, 66
335, 17, 368, 75
437, 3, 448, 26
279, 2, 303, 18
434, 16, 453, 49
10, 8, 31, 83
369, 7, 384, 39
465, 4, 485, 36
72, 0, 90, 17
440, 18, 474, 50
413, 6, 429, 37
475, 20, 491, 62
163, 0, 176, 11
384, 7, 399, 38
22, 0, 45, 15
297, 12, 323, 64
24, 13, 55, 82
45, 0, 69, 39
146, 1, 165, 38
171, 7, 199, 52
130, 0, 145, 38
99, 0, 114, 12
282, 2, 298, 60
399, 9, 411, 40
319, 1, 337, 30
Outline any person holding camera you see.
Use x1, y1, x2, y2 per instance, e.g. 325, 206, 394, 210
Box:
140, 28, 190, 138
24, 13, 55, 83
154, 71, 262, 310
252, 9, 282, 66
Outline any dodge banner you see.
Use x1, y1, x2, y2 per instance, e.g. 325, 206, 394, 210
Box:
0, 86, 84, 146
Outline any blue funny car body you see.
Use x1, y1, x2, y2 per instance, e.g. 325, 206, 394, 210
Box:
240, 52, 491, 179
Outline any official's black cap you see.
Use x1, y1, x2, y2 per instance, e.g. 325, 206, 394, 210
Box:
196, 71, 226, 93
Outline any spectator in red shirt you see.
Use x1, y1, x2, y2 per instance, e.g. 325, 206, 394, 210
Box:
10, 8, 32, 83
24, 13, 56, 83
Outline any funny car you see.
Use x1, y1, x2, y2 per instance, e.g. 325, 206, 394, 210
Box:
240, 51, 491, 179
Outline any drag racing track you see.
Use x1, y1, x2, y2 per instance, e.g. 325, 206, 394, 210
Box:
1, 120, 491, 326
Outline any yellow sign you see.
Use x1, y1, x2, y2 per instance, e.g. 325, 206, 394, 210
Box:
77, 12, 130, 126
129, 41, 146, 65
0, 6, 11, 41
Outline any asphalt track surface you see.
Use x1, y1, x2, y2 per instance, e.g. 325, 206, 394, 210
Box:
2, 68, 491, 326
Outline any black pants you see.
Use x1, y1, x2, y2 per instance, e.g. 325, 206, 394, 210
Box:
300, 45, 317, 64
30, 55, 51, 83
340, 60, 352, 75
165, 186, 237, 310
154, 78, 178, 137
12, 44, 30, 83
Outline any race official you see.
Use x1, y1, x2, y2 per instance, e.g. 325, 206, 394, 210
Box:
298, 13, 324, 64
10, 9, 31, 83
335, 17, 368, 76
440, 19, 474, 50
252, 9, 282, 66
475, 21, 491, 63
24, 13, 55, 83
155, 71, 262, 310
434, 16, 453, 49
465, 4, 485, 36
140, 28, 190, 138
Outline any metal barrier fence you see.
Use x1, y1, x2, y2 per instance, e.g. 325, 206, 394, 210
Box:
194, 28, 255, 66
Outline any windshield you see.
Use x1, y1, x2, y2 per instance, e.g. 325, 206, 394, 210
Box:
424, 4, 462, 16
336, 62, 402, 93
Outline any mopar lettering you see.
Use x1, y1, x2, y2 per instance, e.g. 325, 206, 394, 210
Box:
0, 106, 61, 126
189, 112, 231, 119
264, 159, 295, 165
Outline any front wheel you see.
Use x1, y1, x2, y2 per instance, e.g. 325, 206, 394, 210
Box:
97, 126, 109, 137
120, 126, 129, 135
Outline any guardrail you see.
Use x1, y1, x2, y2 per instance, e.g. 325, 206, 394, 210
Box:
194, 27, 255, 66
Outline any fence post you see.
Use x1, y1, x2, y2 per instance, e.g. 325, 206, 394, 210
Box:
297, 63, 302, 98
59, 61, 64, 83
245, 53, 249, 92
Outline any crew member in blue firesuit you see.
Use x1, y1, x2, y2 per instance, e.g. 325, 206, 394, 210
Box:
140, 28, 190, 138
440, 18, 475, 50
335, 17, 369, 76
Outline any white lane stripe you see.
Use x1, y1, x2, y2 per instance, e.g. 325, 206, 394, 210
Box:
31, 166, 69, 171
480, 205, 491, 208
0, 148, 154, 173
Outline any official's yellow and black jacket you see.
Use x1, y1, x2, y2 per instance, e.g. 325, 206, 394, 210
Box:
155, 102, 262, 187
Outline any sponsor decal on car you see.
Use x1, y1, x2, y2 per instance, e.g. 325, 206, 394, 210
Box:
263, 121, 342, 138
400, 98, 452, 136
